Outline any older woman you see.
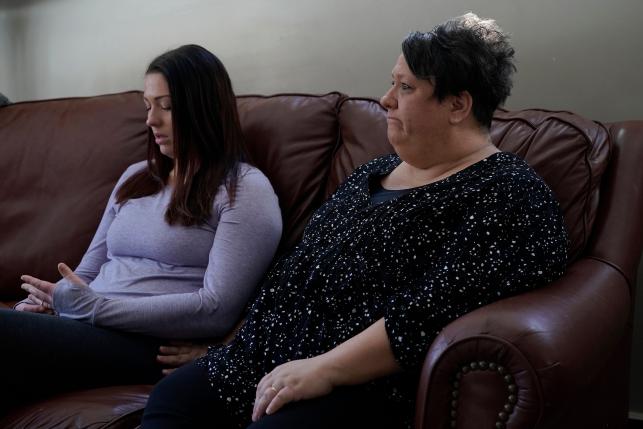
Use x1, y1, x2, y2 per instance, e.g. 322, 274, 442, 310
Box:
142, 13, 567, 429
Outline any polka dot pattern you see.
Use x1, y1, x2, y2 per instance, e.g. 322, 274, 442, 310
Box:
198, 152, 568, 427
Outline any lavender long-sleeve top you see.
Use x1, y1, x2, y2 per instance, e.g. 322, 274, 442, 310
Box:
52, 161, 282, 339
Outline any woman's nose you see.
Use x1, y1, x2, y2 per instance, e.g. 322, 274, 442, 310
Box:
146, 108, 158, 127
380, 87, 395, 110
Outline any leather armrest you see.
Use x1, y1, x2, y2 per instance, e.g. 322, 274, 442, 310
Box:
414, 258, 631, 428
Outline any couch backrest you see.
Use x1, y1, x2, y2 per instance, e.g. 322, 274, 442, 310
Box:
237, 93, 343, 251
0, 92, 148, 300
0, 91, 615, 301
325, 98, 394, 197
491, 109, 611, 262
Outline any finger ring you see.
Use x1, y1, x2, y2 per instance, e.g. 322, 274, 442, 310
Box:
270, 385, 279, 394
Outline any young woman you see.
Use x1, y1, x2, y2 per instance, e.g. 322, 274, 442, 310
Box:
2, 44, 282, 411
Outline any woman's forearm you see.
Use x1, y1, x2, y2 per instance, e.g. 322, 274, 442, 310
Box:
253, 317, 402, 420
320, 318, 401, 387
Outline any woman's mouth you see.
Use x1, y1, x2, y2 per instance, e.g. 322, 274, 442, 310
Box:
154, 134, 169, 145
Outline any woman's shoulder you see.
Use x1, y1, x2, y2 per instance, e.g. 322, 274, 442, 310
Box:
362, 153, 400, 172
347, 153, 400, 181
469, 152, 561, 211
120, 160, 148, 179
213, 162, 279, 211
467, 152, 545, 189
111, 160, 148, 191
492, 152, 552, 191
235, 162, 275, 191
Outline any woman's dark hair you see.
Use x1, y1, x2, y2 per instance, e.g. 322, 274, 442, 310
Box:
116, 44, 246, 226
402, 13, 516, 129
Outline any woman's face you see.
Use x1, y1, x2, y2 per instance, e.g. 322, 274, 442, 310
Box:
380, 55, 451, 168
143, 73, 174, 159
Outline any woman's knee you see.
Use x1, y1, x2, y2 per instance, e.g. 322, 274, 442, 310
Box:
147, 363, 205, 407
142, 362, 225, 428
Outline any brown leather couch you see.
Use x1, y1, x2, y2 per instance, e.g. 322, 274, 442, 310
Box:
0, 91, 641, 428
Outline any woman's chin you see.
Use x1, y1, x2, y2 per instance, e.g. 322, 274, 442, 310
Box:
159, 147, 174, 159
388, 138, 406, 157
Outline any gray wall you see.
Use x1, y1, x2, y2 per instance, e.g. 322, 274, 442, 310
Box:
1, 0, 642, 416
1, 0, 642, 121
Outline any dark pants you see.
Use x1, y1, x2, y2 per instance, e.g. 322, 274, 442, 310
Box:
142, 361, 399, 429
0, 308, 163, 414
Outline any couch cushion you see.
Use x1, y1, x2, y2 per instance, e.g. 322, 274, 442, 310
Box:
0, 385, 151, 429
0, 92, 148, 301
237, 93, 344, 251
333, 98, 611, 262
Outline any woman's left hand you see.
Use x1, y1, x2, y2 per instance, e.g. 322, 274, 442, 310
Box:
20, 262, 86, 310
252, 355, 335, 421
157, 341, 209, 375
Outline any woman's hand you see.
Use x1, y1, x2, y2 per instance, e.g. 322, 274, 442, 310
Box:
157, 341, 209, 375
14, 300, 55, 314
252, 319, 400, 422
252, 355, 335, 421
19, 263, 87, 311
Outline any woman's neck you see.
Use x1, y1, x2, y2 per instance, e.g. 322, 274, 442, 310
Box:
383, 142, 499, 190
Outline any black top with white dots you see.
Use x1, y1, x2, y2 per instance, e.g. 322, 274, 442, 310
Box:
199, 152, 568, 427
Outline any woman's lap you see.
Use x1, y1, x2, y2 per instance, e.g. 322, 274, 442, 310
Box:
142, 361, 232, 428
142, 361, 398, 429
0, 308, 162, 410
247, 385, 397, 429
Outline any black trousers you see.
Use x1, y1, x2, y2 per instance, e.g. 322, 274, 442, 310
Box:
0, 308, 163, 414
142, 361, 399, 429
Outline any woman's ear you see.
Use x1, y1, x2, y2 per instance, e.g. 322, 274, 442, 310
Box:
448, 90, 473, 124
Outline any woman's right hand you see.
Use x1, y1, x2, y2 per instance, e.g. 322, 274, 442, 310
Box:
14, 300, 55, 315
16, 263, 84, 315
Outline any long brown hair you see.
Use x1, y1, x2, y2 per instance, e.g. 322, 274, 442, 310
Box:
116, 44, 246, 226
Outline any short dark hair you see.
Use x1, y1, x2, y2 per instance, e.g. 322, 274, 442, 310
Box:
402, 13, 516, 128
117, 44, 246, 226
